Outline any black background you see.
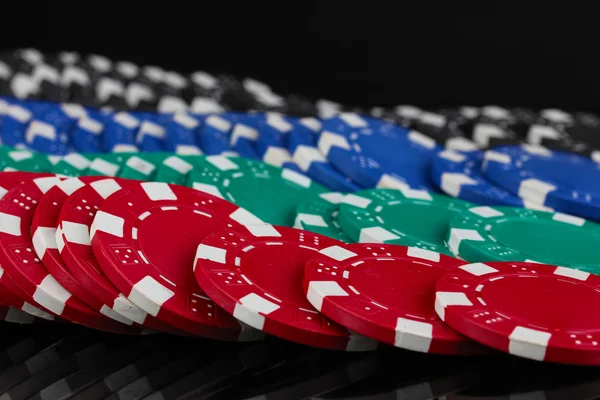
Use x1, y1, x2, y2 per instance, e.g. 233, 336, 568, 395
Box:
3, 4, 600, 112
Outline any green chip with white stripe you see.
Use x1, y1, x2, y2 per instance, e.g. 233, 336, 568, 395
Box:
338, 188, 474, 255
118, 152, 171, 181
154, 154, 205, 184
83, 153, 136, 177
187, 155, 327, 226
51, 152, 95, 176
448, 205, 600, 272
0, 148, 53, 172
294, 192, 353, 242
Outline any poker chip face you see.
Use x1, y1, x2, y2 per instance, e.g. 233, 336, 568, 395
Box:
303, 243, 485, 355
90, 181, 264, 341
31, 176, 143, 333
447, 205, 600, 272
318, 113, 440, 190
482, 144, 600, 220
0, 175, 143, 333
430, 149, 543, 208
338, 188, 474, 255
294, 192, 352, 242
435, 261, 600, 365
56, 178, 185, 334
187, 156, 327, 227
194, 223, 378, 351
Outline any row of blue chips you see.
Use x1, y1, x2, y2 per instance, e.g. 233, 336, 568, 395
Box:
4, 95, 600, 223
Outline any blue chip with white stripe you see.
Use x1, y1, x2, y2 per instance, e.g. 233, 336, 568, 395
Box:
254, 113, 303, 172
135, 113, 167, 152
288, 116, 361, 192
23, 106, 72, 154
229, 114, 260, 159
164, 112, 203, 154
318, 112, 440, 190
101, 111, 140, 152
482, 144, 600, 220
430, 148, 550, 209
198, 113, 237, 156
1, 101, 35, 147
69, 110, 106, 152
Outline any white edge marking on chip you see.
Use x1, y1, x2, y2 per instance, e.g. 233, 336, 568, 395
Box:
469, 206, 504, 218
32, 227, 57, 259
234, 293, 280, 330
229, 207, 264, 226
552, 212, 585, 227
306, 281, 348, 311
319, 245, 357, 261
195, 244, 227, 267
459, 262, 498, 276
141, 182, 177, 201
508, 326, 551, 361
90, 211, 124, 240
395, 317, 433, 352
282, 168, 311, 188
434, 292, 472, 321
320, 192, 346, 204
519, 179, 556, 204
34, 177, 62, 194
62, 221, 91, 245
296, 214, 327, 228
318, 131, 350, 156
206, 155, 239, 171
447, 229, 485, 255
91, 178, 123, 199
554, 266, 590, 281
342, 194, 371, 208
407, 247, 440, 262
441, 173, 477, 197
58, 177, 85, 195
245, 224, 281, 238
359, 227, 400, 243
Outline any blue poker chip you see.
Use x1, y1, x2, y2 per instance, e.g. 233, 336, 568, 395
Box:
318, 112, 440, 190
198, 113, 237, 155
102, 111, 140, 152
24, 105, 74, 154
164, 113, 203, 154
430, 148, 551, 209
254, 112, 304, 172
229, 115, 261, 159
482, 144, 600, 220
1, 102, 35, 146
288, 117, 361, 192
135, 113, 167, 152
69, 110, 105, 152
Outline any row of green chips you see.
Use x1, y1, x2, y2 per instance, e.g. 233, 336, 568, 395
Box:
294, 186, 600, 274
0, 147, 329, 228
6, 146, 599, 273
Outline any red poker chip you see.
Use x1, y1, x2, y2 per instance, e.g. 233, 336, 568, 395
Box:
90, 181, 264, 341
56, 177, 185, 335
302, 244, 486, 355
0, 175, 144, 334
435, 261, 600, 366
0, 173, 59, 320
31, 176, 143, 334
194, 223, 378, 351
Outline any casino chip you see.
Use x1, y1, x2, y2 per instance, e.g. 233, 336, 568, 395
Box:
187, 155, 327, 227
194, 223, 378, 350
0, 175, 143, 333
318, 112, 439, 190
56, 178, 183, 334
482, 144, 600, 220
447, 205, 600, 272
435, 261, 600, 365
294, 192, 352, 242
0, 148, 53, 173
430, 149, 551, 209
118, 152, 169, 181
31, 176, 145, 331
288, 116, 361, 192
303, 244, 485, 355
90, 181, 264, 340
154, 154, 203, 185
338, 188, 473, 255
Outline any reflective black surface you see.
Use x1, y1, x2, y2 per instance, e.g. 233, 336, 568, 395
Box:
0, 323, 599, 400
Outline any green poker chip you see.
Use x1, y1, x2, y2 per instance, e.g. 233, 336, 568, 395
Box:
83, 153, 136, 176
154, 154, 205, 185
0, 148, 53, 172
51, 153, 95, 176
448, 205, 600, 271
118, 152, 171, 181
294, 192, 353, 242
187, 155, 327, 226
338, 188, 474, 255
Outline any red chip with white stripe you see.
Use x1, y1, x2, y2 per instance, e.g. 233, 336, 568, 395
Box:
435, 261, 600, 365
302, 243, 485, 355
194, 224, 378, 351
0, 175, 143, 333
31, 176, 142, 333
90, 181, 264, 340
56, 177, 184, 335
